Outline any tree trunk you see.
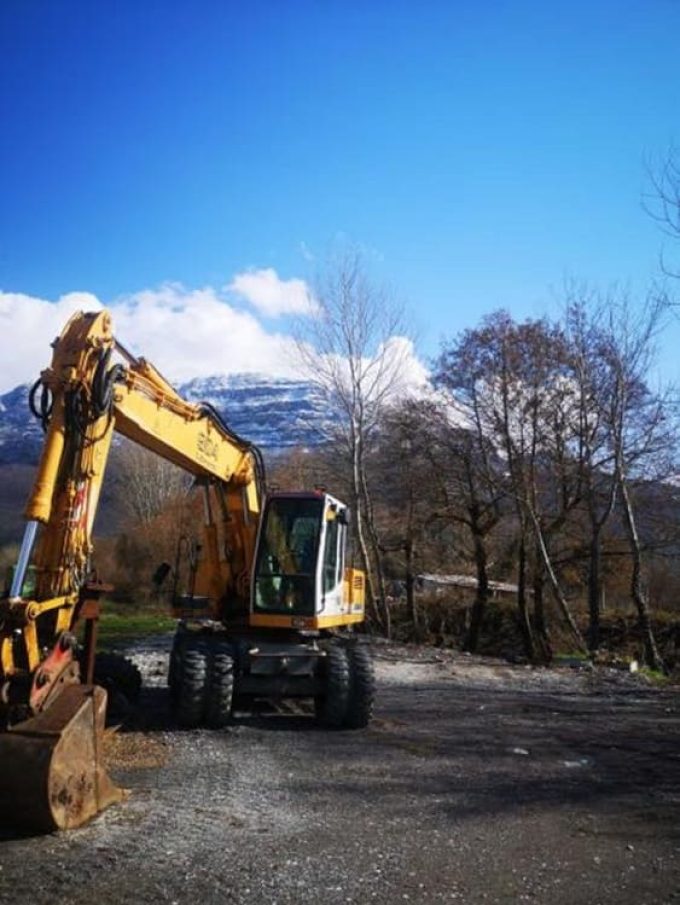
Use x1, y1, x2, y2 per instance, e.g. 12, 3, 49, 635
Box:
351, 434, 383, 631
465, 532, 489, 653
587, 530, 602, 652
516, 535, 535, 661
404, 536, 418, 637
586, 478, 617, 654
531, 556, 552, 664
359, 463, 390, 637
353, 498, 381, 630
618, 475, 664, 671
528, 509, 586, 652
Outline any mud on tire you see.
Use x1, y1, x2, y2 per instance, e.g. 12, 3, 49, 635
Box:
345, 643, 375, 729
315, 643, 350, 729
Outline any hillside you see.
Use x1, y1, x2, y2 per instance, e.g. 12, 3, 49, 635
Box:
0, 464, 38, 545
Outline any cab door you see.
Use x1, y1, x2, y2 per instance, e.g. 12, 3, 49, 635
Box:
318, 501, 347, 618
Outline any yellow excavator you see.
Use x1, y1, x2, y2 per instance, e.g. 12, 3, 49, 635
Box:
0, 310, 374, 833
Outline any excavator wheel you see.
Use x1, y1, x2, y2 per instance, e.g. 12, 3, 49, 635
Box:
0, 684, 126, 833
168, 632, 184, 704
205, 641, 234, 728
84, 652, 142, 721
345, 643, 375, 729
92, 652, 142, 702
315, 643, 350, 729
173, 637, 210, 728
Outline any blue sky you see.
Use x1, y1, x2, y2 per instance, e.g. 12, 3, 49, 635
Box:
1, 0, 680, 385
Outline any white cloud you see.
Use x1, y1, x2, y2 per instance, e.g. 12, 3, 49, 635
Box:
0, 282, 308, 392
110, 282, 304, 383
0, 290, 103, 391
0, 276, 428, 399
380, 336, 431, 396
227, 267, 317, 317
309, 335, 430, 408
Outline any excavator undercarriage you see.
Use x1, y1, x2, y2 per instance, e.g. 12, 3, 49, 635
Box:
168, 626, 375, 730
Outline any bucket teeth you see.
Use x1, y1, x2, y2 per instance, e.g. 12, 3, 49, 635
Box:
0, 684, 126, 833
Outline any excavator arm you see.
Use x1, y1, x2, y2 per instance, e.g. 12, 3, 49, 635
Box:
0, 309, 263, 831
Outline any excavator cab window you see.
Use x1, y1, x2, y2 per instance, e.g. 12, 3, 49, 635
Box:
322, 517, 340, 594
253, 497, 323, 615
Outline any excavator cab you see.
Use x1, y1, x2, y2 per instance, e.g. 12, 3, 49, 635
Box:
250, 491, 363, 631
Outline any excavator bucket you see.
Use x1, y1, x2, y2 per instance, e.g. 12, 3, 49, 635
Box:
0, 684, 126, 833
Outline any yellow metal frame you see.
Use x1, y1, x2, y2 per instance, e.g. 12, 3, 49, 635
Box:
249, 566, 365, 630
0, 595, 73, 674
249, 612, 364, 630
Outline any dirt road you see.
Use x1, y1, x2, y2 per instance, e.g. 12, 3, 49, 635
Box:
1, 640, 679, 905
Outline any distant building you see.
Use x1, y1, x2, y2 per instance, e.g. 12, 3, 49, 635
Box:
416, 573, 520, 601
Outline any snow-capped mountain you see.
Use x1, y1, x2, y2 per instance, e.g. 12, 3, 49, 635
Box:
179, 374, 332, 450
0, 384, 45, 465
0, 374, 333, 465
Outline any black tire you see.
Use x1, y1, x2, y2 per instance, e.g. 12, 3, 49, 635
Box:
345, 644, 375, 729
206, 641, 234, 728
315, 644, 350, 729
168, 633, 185, 704
83, 651, 142, 723
89, 652, 142, 703
174, 638, 209, 727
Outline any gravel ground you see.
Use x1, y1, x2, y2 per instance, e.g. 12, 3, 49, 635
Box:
1, 637, 679, 905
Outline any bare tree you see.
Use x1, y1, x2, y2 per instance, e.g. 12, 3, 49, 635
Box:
561, 288, 674, 668
295, 250, 415, 634
375, 399, 442, 637
598, 294, 672, 670
112, 439, 191, 525
563, 294, 619, 651
645, 147, 680, 278
437, 312, 586, 660
427, 362, 506, 652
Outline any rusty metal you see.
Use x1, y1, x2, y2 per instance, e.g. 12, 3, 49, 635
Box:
29, 632, 79, 714
82, 616, 98, 685
0, 582, 124, 833
73, 582, 112, 685
0, 684, 126, 832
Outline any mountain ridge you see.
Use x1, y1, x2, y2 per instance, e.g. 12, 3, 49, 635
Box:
0, 373, 331, 465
